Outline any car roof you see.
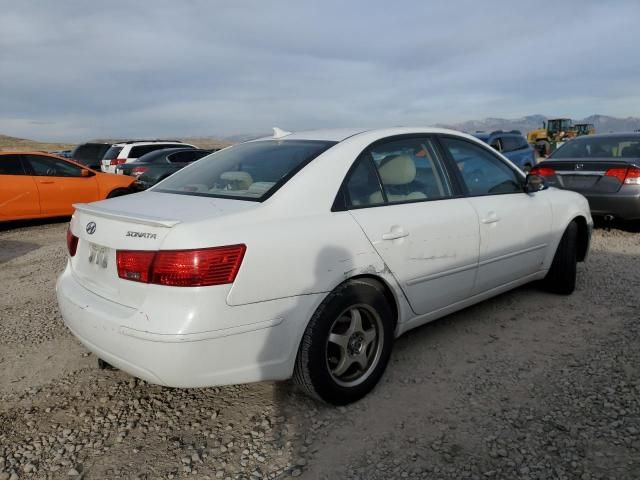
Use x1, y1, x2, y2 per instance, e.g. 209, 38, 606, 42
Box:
111, 140, 189, 147
254, 127, 473, 143
573, 132, 640, 139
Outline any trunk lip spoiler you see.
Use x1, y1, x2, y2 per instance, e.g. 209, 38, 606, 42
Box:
73, 203, 181, 228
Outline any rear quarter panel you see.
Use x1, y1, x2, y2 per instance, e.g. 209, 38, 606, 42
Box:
95, 172, 135, 198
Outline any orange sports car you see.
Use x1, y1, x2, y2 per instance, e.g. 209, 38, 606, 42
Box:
0, 151, 135, 222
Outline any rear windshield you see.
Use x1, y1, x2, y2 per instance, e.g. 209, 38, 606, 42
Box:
551, 136, 640, 159
103, 146, 123, 160
72, 143, 110, 161
153, 140, 335, 201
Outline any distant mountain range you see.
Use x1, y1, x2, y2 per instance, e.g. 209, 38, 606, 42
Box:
437, 114, 640, 135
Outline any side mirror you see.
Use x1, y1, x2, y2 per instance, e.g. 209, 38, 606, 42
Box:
80, 169, 94, 177
524, 174, 548, 193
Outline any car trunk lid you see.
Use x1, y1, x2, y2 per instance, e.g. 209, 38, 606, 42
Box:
68, 192, 256, 308
539, 159, 635, 193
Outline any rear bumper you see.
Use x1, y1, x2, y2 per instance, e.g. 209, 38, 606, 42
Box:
56, 266, 320, 387
582, 186, 640, 220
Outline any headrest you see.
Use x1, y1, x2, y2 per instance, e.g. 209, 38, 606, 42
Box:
220, 171, 253, 189
378, 155, 416, 185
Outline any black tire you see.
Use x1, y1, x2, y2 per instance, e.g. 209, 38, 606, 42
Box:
536, 140, 551, 157
543, 221, 577, 295
293, 278, 394, 405
106, 188, 131, 199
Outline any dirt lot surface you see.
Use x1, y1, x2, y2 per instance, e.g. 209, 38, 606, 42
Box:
1, 220, 639, 480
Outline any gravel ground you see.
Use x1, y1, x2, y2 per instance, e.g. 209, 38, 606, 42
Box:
0, 219, 639, 480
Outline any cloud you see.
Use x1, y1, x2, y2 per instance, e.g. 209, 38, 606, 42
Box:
0, 0, 638, 141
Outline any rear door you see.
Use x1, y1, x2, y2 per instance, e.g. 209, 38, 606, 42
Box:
24, 155, 99, 216
343, 136, 480, 315
0, 154, 40, 220
439, 136, 553, 294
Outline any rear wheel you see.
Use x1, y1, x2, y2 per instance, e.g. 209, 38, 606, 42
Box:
536, 140, 551, 157
106, 188, 131, 199
543, 221, 577, 295
293, 279, 394, 405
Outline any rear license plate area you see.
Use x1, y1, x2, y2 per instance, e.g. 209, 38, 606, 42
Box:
559, 175, 598, 190
88, 243, 110, 268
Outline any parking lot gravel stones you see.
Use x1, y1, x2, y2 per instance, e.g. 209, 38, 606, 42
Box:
1, 220, 639, 479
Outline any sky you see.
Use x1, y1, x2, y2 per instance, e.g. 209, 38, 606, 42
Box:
0, 0, 639, 142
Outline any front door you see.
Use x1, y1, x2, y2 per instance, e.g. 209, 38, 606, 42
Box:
23, 155, 98, 216
342, 136, 480, 315
0, 154, 40, 220
439, 136, 553, 294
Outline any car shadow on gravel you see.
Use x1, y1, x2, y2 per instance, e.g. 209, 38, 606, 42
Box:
0, 216, 70, 233
593, 217, 640, 233
0, 239, 41, 263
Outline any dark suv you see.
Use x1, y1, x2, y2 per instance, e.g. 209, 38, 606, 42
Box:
473, 130, 536, 172
70, 142, 113, 170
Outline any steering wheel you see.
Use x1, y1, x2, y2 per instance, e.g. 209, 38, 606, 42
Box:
46, 168, 56, 176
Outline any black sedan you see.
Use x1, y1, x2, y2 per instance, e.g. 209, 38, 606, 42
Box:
116, 148, 214, 188
531, 133, 640, 221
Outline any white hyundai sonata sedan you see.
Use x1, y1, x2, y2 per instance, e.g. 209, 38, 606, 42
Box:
57, 127, 592, 405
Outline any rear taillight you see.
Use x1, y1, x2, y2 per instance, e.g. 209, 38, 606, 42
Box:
66, 228, 78, 257
116, 250, 155, 283
110, 158, 126, 166
131, 166, 148, 175
529, 165, 556, 177
116, 245, 246, 287
606, 166, 640, 185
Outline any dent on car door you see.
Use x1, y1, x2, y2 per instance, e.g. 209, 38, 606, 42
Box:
343, 136, 480, 315
439, 137, 553, 294
24, 155, 98, 215
0, 155, 40, 219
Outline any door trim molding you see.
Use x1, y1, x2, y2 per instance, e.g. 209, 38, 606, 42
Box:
406, 262, 477, 286
478, 243, 547, 267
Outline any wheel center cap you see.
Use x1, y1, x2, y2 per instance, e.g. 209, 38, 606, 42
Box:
348, 332, 365, 356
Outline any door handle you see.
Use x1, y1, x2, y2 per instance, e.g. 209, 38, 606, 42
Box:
481, 212, 500, 224
382, 229, 409, 240
38, 180, 55, 184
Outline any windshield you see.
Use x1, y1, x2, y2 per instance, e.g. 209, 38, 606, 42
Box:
153, 140, 336, 201
551, 136, 640, 159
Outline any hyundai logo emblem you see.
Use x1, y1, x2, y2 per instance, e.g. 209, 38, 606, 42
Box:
575, 163, 584, 170
86, 222, 97, 235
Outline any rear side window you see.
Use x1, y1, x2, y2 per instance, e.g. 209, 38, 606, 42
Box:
0, 155, 26, 175
502, 136, 524, 152
344, 137, 453, 208
103, 146, 123, 160
154, 140, 335, 201
441, 137, 522, 196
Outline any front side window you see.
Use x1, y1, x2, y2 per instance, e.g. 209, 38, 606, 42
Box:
441, 138, 522, 196
0, 155, 26, 175
154, 140, 335, 201
343, 137, 453, 208
25, 155, 84, 177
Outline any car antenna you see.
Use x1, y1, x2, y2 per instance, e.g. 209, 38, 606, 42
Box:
272, 127, 292, 139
